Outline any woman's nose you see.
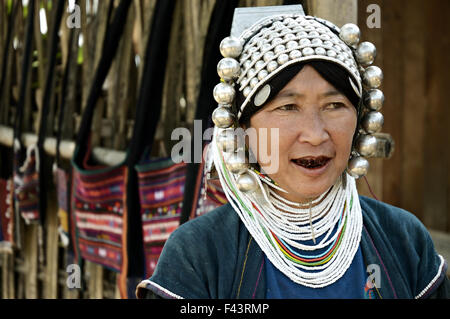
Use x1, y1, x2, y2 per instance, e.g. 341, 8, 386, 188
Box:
296, 111, 330, 146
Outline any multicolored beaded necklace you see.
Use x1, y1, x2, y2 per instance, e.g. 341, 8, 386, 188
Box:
213, 138, 363, 288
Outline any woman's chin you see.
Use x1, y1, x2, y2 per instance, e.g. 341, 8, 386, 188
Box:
277, 171, 339, 202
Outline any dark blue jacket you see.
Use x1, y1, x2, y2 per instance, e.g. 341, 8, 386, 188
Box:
136, 196, 449, 299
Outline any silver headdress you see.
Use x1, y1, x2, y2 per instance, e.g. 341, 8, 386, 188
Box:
211, 5, 393, 193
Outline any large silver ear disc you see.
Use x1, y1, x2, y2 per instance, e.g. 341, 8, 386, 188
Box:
347, 156, 369, 179
226, 152, 249, 174
217, 129, 239, 152
220, 36, 243, 59
213, 82, 235, 104
212, 106, 235, 128
355, 41, 377, 67
362, 66, 383, 88
355, 134, 378, 157
361, 111, 384, 134
236, 172, 258, 193
339, 23, 360, 47
363, 89, 384, 111
217, 58, 241, 81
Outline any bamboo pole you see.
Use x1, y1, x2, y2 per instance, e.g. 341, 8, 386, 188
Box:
24, 224, 39, 298
0, 124, 127, 166
43, 190, 59, 298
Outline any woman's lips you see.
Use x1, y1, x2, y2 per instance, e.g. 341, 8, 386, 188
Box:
291, 156, 332, 176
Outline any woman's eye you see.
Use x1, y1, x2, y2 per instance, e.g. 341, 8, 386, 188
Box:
276, 104, 297, 111
327, 102, 346, 110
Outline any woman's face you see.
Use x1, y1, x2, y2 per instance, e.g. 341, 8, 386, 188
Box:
248, 65, 357, 203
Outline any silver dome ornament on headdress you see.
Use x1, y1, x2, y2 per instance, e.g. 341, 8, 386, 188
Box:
213, 82, 236, 104
355, 42, 376, 67
226, 151, 249, 175
363, 89, 384, 111
220, 36, 243, 58
347, 155, 370, 178
212, 106, 235, 129
361, 111, 384, 134
236, 172, 258, 193
355, 134, 378, 157
362, 66, 383, 88
217, 129, 239, 153
339, 23, 360, 47
217, 57, 241, 81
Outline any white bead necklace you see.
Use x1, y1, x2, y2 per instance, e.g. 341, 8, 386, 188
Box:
212, 138, 363, 288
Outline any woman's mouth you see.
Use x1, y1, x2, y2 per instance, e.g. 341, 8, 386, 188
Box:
291, 156, 331, 169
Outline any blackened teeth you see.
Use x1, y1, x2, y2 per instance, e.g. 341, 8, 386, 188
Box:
292, 157, 330, 169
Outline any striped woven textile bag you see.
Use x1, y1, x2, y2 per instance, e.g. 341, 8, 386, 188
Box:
0, 178, 14, 252
135, 154, 186, 277
70, 0, 133, 298
71, 160, 129, 273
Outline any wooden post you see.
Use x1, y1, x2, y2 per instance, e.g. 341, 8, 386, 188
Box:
43, 190, 59, 298
86, 261, 103, 299
307, 0, 357, 26
423, 0, 450, 232
23, 224, 39, 298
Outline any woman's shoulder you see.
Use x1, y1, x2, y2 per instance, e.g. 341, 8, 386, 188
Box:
171, 203, 239, 241
359, 195, 428, 238
359, 195, 448, 298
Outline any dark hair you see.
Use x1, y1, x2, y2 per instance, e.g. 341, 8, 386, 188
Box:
238, 60, 362, 127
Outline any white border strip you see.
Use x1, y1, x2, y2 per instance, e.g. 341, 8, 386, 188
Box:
138, 279, 184, 299
415, 255, 446, 299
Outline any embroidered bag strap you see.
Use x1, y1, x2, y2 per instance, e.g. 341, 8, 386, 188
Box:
127, 0, 176, 279
73, 0, 132, 166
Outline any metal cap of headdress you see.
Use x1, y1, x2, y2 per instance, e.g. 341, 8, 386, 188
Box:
211, 5, 393, 193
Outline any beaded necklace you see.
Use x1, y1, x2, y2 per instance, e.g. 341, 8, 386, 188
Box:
212, 132, 363, 288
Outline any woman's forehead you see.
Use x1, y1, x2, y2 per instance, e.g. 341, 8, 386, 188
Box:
274, 67, 346, 100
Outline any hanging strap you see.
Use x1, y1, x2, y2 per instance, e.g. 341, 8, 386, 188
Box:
0, 1, 19, 111
127, 0, 176, 165
13, 0, 36, 147
73, 0, 132, 166
0, 1, 19, 180
125, 0, 176, 280
55, 28, 76, 166
179, 0, 239, 225
36, 0, 65, 151
56, 0, 114, 165
30, 0, 65, 226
